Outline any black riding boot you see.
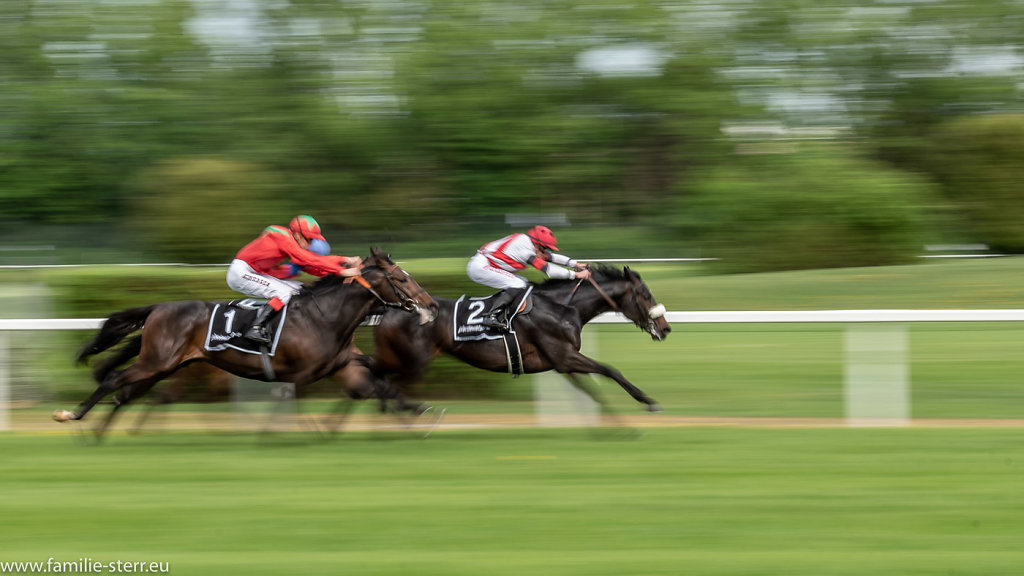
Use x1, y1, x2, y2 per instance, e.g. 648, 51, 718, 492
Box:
481, 290, 515, 329
244, 303, 276, 343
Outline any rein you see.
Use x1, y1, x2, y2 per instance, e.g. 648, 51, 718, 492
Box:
351, 270, 402, 309
563, 279, 585, 306
561, 276, 619, 312
587, 276, 620, 312
352, 264, 422, 311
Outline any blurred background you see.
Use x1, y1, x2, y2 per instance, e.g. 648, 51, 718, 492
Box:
2, 0, 1023, 269
3, 7, 1024, 573
3, 0, 1024, 415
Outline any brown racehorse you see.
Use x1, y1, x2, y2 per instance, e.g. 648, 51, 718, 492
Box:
54, 248, 437, 437
367, 265, 670, 416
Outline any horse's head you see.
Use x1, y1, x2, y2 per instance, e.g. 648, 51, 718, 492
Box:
359, 248, 438, 324
612, 267, 671, 341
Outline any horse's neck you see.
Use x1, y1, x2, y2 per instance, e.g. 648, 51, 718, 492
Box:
556, 283, 618, 323
313, 286, 376, 336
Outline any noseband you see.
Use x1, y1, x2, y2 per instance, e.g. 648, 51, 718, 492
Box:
585, 276, 664, 334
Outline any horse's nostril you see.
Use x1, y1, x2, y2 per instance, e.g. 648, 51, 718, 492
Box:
664, 326, 672, 333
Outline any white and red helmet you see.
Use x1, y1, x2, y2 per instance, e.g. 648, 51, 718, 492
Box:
527, 225, 558, 251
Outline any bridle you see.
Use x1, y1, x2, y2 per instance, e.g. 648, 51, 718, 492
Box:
354, 262, 428, 313
577, 275, 666, 334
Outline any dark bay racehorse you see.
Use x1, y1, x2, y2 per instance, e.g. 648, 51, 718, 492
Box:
368, 265, 670, 414
54, 248, 437, 437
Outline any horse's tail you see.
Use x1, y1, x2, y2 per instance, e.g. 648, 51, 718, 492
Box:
76, 305, 157, 366
90, 334, 143, 383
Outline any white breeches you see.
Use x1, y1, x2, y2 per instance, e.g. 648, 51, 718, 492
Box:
466, 253, 528, 291
226, 259, 303, 304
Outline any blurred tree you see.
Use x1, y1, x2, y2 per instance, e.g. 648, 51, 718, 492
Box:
928, 114, 1024, 252
679, 146, 937, 273
127, 157, 288, 263
3, 0, 1024, 268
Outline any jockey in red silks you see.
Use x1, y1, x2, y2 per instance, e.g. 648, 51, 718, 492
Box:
227, 215, 362, 343
467, 225, 591, 328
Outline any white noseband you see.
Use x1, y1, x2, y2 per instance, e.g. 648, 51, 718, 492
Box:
648, 304, 666, 319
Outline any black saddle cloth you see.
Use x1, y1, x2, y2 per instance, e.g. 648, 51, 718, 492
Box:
204, 299, 288, 355
452, 287, 533, 341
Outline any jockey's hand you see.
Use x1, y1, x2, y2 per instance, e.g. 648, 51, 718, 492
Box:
575, 268, 592, 281
345, 256, 363, 268
324, 255, 356, 270
575, 262, 590, 271
338, 267, 362, 278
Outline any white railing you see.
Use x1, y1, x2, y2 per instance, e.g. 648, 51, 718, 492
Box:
4, 310, 1024, 430
4, 309, 1024, 331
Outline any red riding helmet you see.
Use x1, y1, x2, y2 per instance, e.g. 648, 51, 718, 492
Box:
289, 215, 326, 242
527, 225, 558, 251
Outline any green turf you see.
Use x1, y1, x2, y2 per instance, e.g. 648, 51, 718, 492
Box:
570, 322, 1024, 419
1, 428, 1022, 575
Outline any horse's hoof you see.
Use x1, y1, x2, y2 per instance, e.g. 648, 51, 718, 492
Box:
52, 409, 76, 423
420, 407, 446, 438
646, 403, 663, 413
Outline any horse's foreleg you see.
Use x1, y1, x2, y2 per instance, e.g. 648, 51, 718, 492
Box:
321, 397, 357, 437
556, 353, 661, 412
259, 383, 297, 435
564, 373, 641, 437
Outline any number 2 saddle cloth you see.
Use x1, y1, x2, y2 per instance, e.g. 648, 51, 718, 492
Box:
452, 286, 534, 342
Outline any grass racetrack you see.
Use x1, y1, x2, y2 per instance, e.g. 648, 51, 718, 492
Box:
5, 258, 1024, 574
2, 427, 1022, 575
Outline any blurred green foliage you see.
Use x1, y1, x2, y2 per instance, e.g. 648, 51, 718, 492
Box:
928, 114, 1024, 252
680, 146, 936, 272
3, 0, 1024, 270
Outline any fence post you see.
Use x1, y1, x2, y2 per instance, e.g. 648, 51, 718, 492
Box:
844, 324, 909, 427
534, 327, 600, 427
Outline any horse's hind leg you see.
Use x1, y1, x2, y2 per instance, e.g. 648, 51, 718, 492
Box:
54, 364, 173, 426
126, 381, 178, 435
129, 391, 171, 436
94, 378, 165, 440
53, 372, 123, 424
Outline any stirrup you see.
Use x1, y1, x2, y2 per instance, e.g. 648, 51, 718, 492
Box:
245, 326, 271, 343
480, 313, 507, 329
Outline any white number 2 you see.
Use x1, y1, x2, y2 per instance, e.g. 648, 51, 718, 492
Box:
466, 301, 487, 324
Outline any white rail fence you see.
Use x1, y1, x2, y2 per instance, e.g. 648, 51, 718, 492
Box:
3, 310, 1024, 430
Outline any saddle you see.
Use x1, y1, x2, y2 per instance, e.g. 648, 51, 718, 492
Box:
452, 287, 534, 377
204, 299, 288, 355
452, 287, 533, 342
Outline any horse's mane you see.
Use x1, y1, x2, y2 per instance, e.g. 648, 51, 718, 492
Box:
296, 252, 392, 299
535, 264, 632, 290
300, 273, 353, 298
